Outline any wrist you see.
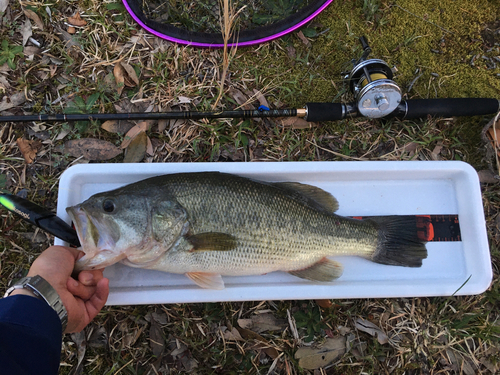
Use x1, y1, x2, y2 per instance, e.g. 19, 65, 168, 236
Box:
9, 288, 43, 299
3, 275, 68, 332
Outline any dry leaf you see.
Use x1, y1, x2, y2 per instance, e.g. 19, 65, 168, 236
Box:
477, 170, 498, 184
64, 138, 122, 161
0, 63, 11, 73
24, 46, 41, 56
355, 318, 389, 344
296, 30, 311, 48
24, 9, 44, 30
295, 337, 346, 369
237, 314, 286, 333
49, 65, 57, 77
431, 141, 443, 160
149, 318, 164, 357
236, 327, 280, 359
237, 319, 253, 330
445, 348, 476, 375
113, 62, 139, 95
123, 131, 147, 163
56, 26, 83, 52
177, 96, 191, 104
315, 299, 333, 309
286, 45, 297, 60
21, 19, 32, 46
101, 120, 135, 134
67, 26, 76, 34
56, 125, 73, 141
87, 326, 108, 349
68, 13, 87, 27
230, 88, 252, 109
146, 136, 153, 156
120, 62, 139, 86
487, 127, 500, 157
222, 327, 244, 341
402, 142, 419, 154
70, 331, 86, 375
121, 121, 150, 149
17, 138, 41, 164
0, 0, 8, 13
101, 120, 118, 133
0, 75, 11, 91
253, 89, 269, 108
279, 117, 312, 129
113, 63, 125, 96
157, 119, 168, 133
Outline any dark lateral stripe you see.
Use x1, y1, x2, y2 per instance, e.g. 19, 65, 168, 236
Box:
350, 215, 461, 242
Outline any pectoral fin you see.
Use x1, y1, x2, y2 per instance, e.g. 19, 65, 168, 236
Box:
288, 258, 343, 282
186, 272, 225, 289
188, 232, 237, 252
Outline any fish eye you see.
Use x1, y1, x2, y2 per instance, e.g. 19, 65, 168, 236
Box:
102, 199, 115, 213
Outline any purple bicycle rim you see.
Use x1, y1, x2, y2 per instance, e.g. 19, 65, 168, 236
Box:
122, 0, 334, 48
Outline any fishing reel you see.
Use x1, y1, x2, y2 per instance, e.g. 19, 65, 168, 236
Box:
345, 37, 402, 119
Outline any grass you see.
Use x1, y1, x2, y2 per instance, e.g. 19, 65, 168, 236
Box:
0, 0, 500, 373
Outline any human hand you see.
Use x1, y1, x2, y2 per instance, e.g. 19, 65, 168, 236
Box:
11, 246, 109, 333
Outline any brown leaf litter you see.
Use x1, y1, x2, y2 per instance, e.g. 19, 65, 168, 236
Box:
64, 138, 122, 161
100, 120, 135, 134
0, 92, 26, 111
67, 13, 87, 27
113, 62, 140, 96
123, 130, 148, 163
295, 336, 346, 369
23, 9, 44, 30
16, 138, 41, 164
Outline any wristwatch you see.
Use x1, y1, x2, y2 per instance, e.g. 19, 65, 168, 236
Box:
3, 275, 68, 331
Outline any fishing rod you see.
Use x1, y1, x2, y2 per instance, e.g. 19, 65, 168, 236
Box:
1, 37, 499, 124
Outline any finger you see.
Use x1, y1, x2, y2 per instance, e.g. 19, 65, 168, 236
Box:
85, 278, 109, 321
60, 246, 86, 261
63, 298, 87, 334
66, 278, 97, 301
78, 269, 105, 286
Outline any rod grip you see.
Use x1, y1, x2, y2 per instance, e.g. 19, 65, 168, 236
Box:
402, 98, 500, 119
305, 103, 344, 122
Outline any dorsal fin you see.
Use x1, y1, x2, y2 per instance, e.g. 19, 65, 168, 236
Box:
272, 182, 339, 213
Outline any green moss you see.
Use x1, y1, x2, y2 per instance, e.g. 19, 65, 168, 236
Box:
234, 0, 499, 106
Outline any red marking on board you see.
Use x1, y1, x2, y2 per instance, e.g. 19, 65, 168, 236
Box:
416, 215, 435, 242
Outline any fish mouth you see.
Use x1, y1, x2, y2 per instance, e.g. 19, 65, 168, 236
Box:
66, 205, 123, 270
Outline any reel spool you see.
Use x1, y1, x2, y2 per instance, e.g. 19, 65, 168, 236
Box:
348, 38, 402, 118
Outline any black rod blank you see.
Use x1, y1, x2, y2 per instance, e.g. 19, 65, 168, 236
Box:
0, 108, 298, 123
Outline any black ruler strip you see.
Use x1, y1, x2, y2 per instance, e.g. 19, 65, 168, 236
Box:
350, 215, 461, 242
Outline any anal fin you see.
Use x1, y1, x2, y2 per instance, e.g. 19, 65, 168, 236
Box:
186, 272, 225, 289
288, 258, 343, 282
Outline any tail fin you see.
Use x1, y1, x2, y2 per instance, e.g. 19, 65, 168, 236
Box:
369, 216, 427, 267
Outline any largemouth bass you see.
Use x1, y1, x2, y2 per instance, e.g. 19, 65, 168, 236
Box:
67, 172, 427, 289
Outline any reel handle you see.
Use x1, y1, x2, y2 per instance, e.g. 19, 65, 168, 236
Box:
305, 98, 500, 122
395, 98, 500, 119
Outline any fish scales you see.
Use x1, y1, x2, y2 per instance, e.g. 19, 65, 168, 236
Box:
67, 172, 427, 289
149, 173, 375, 274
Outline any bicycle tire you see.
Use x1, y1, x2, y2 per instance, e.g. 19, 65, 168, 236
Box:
122, 0, 334, 48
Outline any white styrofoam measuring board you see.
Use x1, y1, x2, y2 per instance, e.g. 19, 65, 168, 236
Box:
56, 161, 492, 305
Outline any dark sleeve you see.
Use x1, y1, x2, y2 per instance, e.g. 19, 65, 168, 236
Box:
0, 295, 63, 375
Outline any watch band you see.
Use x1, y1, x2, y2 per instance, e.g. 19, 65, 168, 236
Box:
4, 275, 68, 331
